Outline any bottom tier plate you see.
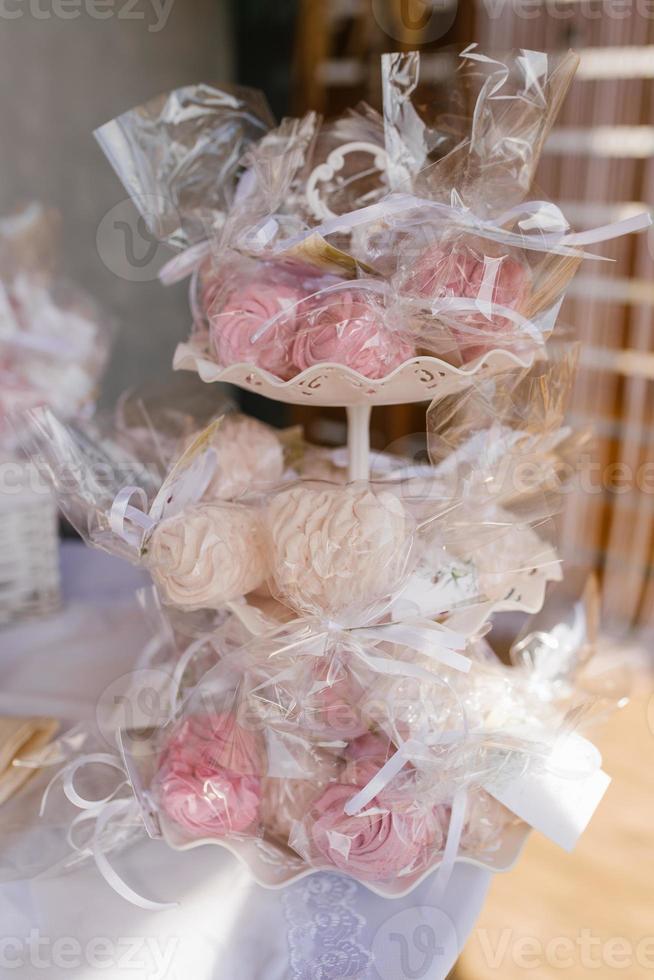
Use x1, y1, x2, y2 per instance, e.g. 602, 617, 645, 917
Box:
161, 819, 531, 898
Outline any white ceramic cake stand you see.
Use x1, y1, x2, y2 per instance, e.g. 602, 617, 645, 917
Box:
167, 346, 547, 896
173, 342, 535, 480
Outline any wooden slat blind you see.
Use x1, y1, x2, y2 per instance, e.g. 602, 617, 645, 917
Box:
292, 0, 654, 629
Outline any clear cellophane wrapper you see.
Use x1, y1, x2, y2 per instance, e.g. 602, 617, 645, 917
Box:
143, 464, 556, 627
0, 722, 142, 882
6, 568, 621, 891
19, 401, 361, 615
122, 463, 575, 880
116, 561, 620, 887
0, 587, 180, 885
19, 400, 289, 577
0, 203, 115, 453
92, 48, 607, 381
17, 344, 624, 889
20, 340, 576, 623
425, 336, 583, 505
375, 344, 584, 626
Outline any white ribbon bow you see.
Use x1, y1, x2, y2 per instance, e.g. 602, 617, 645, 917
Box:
109, 485, 157, 551
40, 752, 177, 912
158, 188, 651, 289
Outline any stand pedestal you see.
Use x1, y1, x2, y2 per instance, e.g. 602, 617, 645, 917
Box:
346, 404, 372, 481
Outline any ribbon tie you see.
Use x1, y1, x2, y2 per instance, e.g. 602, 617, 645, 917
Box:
40, 751, 177, 911
109, 486, 157, 551
158, 189, 651, 292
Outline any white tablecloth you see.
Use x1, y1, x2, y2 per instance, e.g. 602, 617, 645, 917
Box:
0, 543, 491, 980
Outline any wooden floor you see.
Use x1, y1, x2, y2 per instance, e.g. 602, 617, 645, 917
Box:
456, 675, 654, 980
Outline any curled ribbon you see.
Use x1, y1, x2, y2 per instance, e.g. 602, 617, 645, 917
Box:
290, 192, 652, 258
40, 752, 177, 911
158, 240, 212, 286
245, 615, 472, 690
109, 485, 157, 551
344, 729, 469, 818
158, 189, 651, 291
248, 273, 544, 347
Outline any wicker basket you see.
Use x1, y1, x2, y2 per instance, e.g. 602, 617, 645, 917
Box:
0, 461, 61, 625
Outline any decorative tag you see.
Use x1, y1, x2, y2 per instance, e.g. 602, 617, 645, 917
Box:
483, 733, 610, 852
392, 564, 479, 621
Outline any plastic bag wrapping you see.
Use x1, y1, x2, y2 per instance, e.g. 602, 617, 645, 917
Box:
202, 45, 583, 367
199, 207, 577, 373
201, 254, 555, 379
19, 408, 280, 602
21, 407, 341, 619
117, 643, 455, 869
0, 723, 143, 882
6, 561, 615, 892
97, 46, 577, 250
0, 203, 114, 452
94, 84, 275, 251
381, 50, 458, 198
217, 111, 321, 257
201, 254, 344, 379
20, 399, 437, 618
366, 351, 588, 625
392, 231, 534, 360
382, 47, 579, 212
96, 49, 653, 381
255, 470, 551, 634
19, 406, 159, 560
356, 211, 581, 363
192, 214, 579, 377
0, 588, 189, 887
262, 480, 419, 627
425, 339, 583, 505
508, 574, 630, 729
102, 574, 612, 887
104, 377, 290, 492
145, 477, 420, 621
20, 398, 562, 628
396, 502, 561, 628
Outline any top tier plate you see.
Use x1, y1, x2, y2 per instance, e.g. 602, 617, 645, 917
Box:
173, 342, 534, 407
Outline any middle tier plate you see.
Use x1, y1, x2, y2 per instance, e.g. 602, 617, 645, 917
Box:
173, 342, 535, 407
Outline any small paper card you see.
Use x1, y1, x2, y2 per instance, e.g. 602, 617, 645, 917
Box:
483, 733, 610, 852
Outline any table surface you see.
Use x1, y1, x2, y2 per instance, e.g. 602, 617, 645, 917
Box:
0, 542, 492, 980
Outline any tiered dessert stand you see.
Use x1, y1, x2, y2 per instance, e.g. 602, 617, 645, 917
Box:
167, 346, 556, 893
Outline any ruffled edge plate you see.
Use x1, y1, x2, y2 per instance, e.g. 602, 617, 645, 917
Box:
173, 342, 536, 407
162, 817, 531, 897
223, 549, 562, 645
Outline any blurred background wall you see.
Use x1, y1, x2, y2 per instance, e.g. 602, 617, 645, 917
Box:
1, 0, 653, 633
0, 0, 235, 398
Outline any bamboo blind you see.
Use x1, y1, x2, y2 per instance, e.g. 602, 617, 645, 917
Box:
292, 0, 654, 630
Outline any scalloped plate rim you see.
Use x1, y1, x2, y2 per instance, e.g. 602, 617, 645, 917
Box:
231, 565, 560, 644
165, 821, 531, 897
173, 342, 536, 405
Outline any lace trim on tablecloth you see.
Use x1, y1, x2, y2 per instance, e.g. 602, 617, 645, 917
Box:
282, 873, 374, 979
